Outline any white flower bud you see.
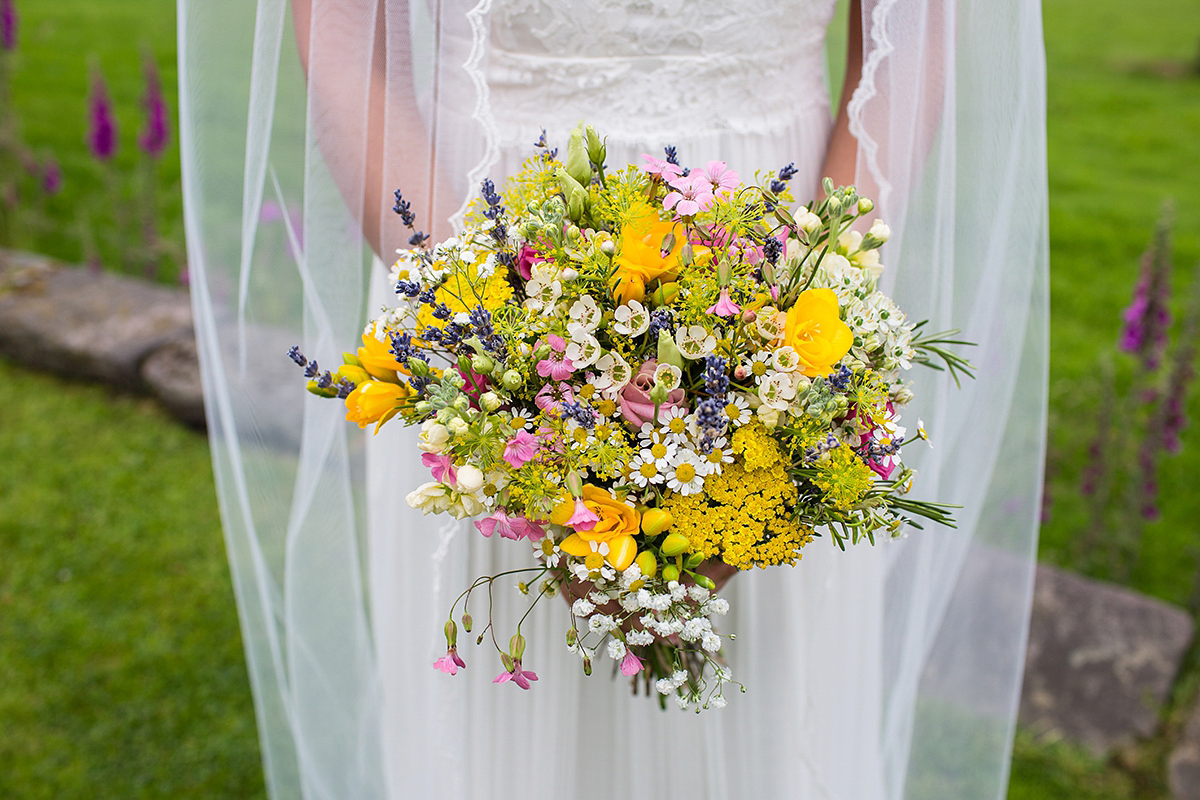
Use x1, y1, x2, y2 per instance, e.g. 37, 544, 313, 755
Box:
447, 417, 470, 436
456, 464, 485, 493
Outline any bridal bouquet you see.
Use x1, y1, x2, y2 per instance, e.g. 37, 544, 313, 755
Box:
292, 124, 969, 710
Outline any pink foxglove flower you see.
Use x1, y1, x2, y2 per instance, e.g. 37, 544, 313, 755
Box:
421, 452, 457, 484
494, 661, 539, 689
706, 287, 742, 317
87, 71, 117, 161
701, 160, 739, 199
640, 153, 682, 182
503, 429, 540, 468
663, 174, 714, 217
619, 651, 644, 677
433, 647, 467, 675
1, 0, 16, 51
138, 57, 170, 159
536, 334, 575, 381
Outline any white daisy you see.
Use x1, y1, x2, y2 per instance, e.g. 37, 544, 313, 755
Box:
657, 407, 692, 442
699, 437, 734, 475
720, 394, 752, 427
628, 452, 666, 487
745, 352, 773, 384
665, 450, 705, 495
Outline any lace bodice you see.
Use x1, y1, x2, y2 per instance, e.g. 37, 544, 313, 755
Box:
486, 0, 840, 145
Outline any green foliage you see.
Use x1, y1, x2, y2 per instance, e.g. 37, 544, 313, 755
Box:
0, 359, 264, 799
5, 0, 183, 281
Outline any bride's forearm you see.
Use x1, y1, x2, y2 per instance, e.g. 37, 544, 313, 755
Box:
818, 0, 863, 201
291, 0, 448, 258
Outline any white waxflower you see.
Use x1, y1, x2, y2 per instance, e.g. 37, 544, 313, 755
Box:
758, 371, 797, 410
567, 294, 602, 333
612, 299, 650, 336
565, 332, 601, 367
591, 352, 632, 397
523, 275, 562, 312
652, 363, 683, 392
675, 324, 717, 359
772, 346, 801, 373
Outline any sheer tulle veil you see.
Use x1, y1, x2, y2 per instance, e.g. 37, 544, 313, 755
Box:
176, 0, 1047, 797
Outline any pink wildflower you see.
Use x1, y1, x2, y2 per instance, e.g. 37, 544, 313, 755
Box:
619, 651, 644, 677
566, 498, 599, 531
663, 173, 714, 217
494, 661, 539, 690
701, 160, 739, 199
516, 244, 547, 281
535, 381, 575, 413
503, 429, 540, 468
641, 153, 682, 182
433, 647, 467, 675
706, 287, 742, 318
536, 334, 575, 381
474, 510, 546, 542
421, 452, 457, 484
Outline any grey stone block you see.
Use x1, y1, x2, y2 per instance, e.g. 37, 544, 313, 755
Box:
141, 336, 206, 428
0, 250, 193, 390
1171, 700, 1200, 800
1019, 564, 1194, 754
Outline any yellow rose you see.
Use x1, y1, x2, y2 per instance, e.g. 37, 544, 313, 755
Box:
783, 288, 854, 377
357, 334, 409, 383
610, 210, 685, 306
344, 380, 410, 432
555, 484, 640, 570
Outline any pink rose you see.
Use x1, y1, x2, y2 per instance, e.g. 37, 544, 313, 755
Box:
516, 244, 547, 281
618, 359, 687, 428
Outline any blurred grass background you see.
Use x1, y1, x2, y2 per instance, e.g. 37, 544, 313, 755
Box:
1, 0, 1200, 797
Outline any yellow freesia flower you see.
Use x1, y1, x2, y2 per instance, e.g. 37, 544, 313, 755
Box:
344, 379, 411, 432
783, 288, 854, 377
357, 334, 408, 383
611, 209, 685, 306
553, 484, 640, 571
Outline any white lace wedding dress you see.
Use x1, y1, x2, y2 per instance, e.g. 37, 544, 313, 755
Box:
177, 0, 1048, 798
370, 2, 889, 798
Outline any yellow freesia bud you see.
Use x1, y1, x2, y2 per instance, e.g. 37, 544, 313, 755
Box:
640, 508, 673, 537
336, 364, 370, 386
661, 564, 681, 582
651, 282, 680, 305
356, 333, 409, 383
635, 551, 658, 579
660, 532, 690, 557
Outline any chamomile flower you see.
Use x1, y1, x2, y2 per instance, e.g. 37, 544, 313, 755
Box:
643, 438, 677, 468
745, 351, 773, 384
637, 423, 673, 449
699, 437, 734, 475
666, 450, 705, 495
658, 407, 692, 442
628, 451, 666, 487
721, 394, 752, 427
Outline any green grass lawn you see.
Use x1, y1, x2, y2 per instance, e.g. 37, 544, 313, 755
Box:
2, 0, 1200, 797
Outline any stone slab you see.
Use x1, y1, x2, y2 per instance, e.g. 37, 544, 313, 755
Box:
1020, 564, 1194, 754
141, 336, 206, 428
1171, 699, 1200, 800
0, 250, 193, 390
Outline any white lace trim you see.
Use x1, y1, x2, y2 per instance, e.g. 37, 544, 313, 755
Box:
846, 0, 898, 211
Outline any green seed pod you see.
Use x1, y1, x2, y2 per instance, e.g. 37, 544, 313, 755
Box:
661, 564, 681, 583
444, 620, 457, 647
461, 613, 473, 633
509, 633, 526, 660
501, 369, 523, 390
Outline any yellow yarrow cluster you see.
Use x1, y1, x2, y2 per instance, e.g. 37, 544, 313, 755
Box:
416, 264, 513, 333
812, 443, 875, 509
662, 422, 813, 569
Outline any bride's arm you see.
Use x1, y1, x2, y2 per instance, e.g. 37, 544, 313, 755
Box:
818, 0, 864, 197
291, 0, 452, 258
